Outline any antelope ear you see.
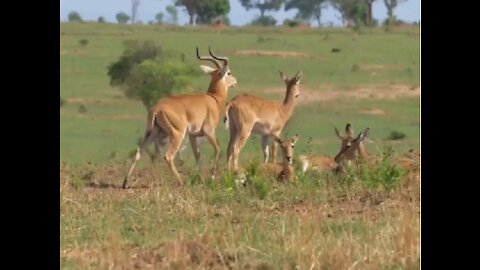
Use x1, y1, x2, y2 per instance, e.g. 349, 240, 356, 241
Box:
294, 71, 302, 83
291, 134, 299, 144
334, 127, 345, 140
199, 65, 216, 74
279, 70, 288, 82
345, 123, 354, 137
273, 135, 283, 144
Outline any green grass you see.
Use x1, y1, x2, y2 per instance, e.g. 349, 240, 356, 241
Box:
60, 23, 419, 164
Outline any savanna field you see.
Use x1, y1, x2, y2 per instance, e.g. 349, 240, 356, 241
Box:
60, 23, 420, 269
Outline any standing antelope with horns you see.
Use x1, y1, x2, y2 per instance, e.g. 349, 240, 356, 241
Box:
122, 46, 237, 189
224, 71, 302, 172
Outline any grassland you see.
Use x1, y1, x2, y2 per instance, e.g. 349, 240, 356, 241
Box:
60, 22, 420, 269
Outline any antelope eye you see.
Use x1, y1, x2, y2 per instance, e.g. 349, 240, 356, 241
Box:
228, 72, 231, 75
291, 145, 295, 148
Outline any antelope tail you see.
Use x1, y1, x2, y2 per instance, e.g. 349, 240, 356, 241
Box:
223, 102, 231, 130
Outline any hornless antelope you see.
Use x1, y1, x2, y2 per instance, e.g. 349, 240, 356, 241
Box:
299, 127, 370, 173
122, 46, 237, 189
257, 134, 299, 182
334, 123, 369, 161
224, 70, 302, 172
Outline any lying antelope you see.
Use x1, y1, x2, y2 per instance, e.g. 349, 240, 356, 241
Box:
122, 46, 237, 189
224, 71, 302, 172
334, 123, 369, 161
299, 127, 370, 173
258, 134, 299, 182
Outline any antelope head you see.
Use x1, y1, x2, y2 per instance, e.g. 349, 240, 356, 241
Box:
273, 134, 299, 165
197, 46, 237, 89
279, 70, 302, 99
334, 128, 370, 164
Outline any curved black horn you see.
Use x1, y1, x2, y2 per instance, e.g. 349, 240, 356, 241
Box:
196, 46, 221, 68
208, 46, 229, 66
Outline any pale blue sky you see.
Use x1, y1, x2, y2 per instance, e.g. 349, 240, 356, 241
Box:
60, 0, 420, 26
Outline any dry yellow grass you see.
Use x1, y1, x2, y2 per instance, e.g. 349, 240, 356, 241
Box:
60, 155, 419, 269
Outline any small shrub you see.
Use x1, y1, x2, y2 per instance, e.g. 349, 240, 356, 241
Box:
351, 64, 360, 72
257, 35, 274, 43
251, 15, 277, 26
251, 177, 270, 200
78, 104, 87, 114
283, 19, 300, 27
60, 96, 66, 107
78, 39, 89, 47
107, 151, 117, 160
387, 130, 406, 140
358, 147, 405, 191
97, 16, 106, 23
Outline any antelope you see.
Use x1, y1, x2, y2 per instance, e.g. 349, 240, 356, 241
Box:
122, 46, 237, 189
224, 70, 302, 172
258, 134, 299, 182
392, 148, 420, 172
299, 127, 370, 173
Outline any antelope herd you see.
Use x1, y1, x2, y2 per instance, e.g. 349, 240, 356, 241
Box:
122, 46, 419, 189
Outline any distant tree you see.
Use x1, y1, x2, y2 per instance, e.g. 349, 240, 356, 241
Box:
285, 0, 328, 27
251, 15, 277, 26
330, 0, 354, 27
240, 0, 284, 18
155, 12, 165, 24
68, 11, 82, 22
175, 0, 197, 25
196, 0, 230, 25
116, 12, 131, 24
166, 5, 179, 24
383, 0, 407, 24
97, 16, 106, 23
364, 0, 378, 26
330, 0, 367, 27
131, 0, 141, 24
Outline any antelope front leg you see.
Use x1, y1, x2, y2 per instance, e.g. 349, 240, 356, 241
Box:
261, 135, 270, 163
271, 131, 281, 163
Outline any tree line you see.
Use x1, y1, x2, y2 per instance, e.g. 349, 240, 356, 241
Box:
67, 0, 411, 27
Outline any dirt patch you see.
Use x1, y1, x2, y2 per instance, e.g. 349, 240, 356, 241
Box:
359, 108, 385, 115
361, 64, 386, 70
235, 50, 311, 59
262, 84, 420, 104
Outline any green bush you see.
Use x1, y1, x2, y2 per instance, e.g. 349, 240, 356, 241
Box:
78, 39, 89, 47
283, 19, 301, 27
107, 40, 201, 109
387, 130, 406, 140
68, 11, 82, 22
251, 15, 277, 26
358, 147, 405, 191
